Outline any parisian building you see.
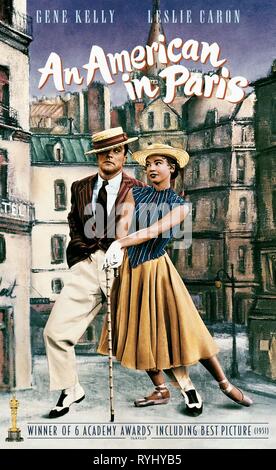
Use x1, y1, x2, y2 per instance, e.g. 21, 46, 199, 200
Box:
31, 134, 94, 354
0, 0, 33, 390
114, 0, 186, 151
180, 91, 257, 324
112, 0, 258, 325
30, 82, 111, 135
249, 61, 276, 379
29, 61, 138, 355
30, 132, 139, 354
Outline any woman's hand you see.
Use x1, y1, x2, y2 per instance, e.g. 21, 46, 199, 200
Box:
102, 240, 124, 270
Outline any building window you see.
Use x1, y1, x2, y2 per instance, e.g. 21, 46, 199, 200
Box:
182, 105, 189, 127
0, 66, 9, 104
0, 2, 13, 24
54, 180, 67, 210
239, 197, 247, 224
238, 246, 246, 274
176, 85, 185, 97
148, 112, 154, 129
56, 148, 61, 161
192, 202, 196, 222
51, 235, 66, 264
0, 66, 10, 125
0, 151, 8, 198
210, 200, 217, 223
0, 128, 10, 140
0, 235, 6, 263
209, 158, 217, 180
205, 109, 218, 126
53, 143, 64, 162
272, 100, 276, 135
193, 160, 200, 183
272, 189, 276, 225
164, 112, 171, 129
237, 155, 245, 183
241, 127, 249, 142
186, 245, 193, 267
207, 243, 215, 268
51, 278, 64, 294
272, 257, 276, 289
204, 130, 213, 147
267, 253, 276, 290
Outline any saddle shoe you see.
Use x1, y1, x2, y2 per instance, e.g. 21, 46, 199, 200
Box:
181, 380, 203, 417
48, 383, 85, 419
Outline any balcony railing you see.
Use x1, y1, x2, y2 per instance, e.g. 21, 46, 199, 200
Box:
0, 102, 19, 128
0, 6, 33, 37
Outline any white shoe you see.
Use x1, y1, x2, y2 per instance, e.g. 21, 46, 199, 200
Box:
48, 383, 85, 418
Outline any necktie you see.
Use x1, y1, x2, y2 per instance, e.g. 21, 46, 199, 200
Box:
96, 180, 108, 237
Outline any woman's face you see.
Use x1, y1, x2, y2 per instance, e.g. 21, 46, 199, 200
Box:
145, 155, 174, 187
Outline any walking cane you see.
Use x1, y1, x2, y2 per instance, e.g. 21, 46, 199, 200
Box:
105, 266, 118, 422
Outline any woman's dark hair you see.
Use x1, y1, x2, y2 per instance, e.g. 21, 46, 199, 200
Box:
164, 156, 180, 180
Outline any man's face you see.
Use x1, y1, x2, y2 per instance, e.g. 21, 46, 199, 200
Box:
97, 145, 126, 179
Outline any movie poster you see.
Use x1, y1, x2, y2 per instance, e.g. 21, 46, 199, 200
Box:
0, 0, 276, 457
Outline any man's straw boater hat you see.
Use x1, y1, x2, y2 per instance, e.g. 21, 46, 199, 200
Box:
132, 143, 189, 168
85, 127, 138, 155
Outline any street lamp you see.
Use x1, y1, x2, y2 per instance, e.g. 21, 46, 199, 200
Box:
214, 263, 240, 379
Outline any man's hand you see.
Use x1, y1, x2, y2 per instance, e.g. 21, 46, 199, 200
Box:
103, 240, 124, 270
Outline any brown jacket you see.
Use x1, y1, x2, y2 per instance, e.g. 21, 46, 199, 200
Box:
66, 172, 144, 268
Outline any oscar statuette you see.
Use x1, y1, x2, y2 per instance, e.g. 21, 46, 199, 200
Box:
6, 395, 24, 442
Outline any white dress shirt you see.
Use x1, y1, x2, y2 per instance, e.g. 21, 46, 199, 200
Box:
92, 172, 123, 216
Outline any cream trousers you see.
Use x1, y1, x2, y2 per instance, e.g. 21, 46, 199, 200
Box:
44, 250, 193, 393
44, 250, 114, 391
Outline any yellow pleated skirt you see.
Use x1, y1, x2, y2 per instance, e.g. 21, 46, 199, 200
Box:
97, 253, 219, 370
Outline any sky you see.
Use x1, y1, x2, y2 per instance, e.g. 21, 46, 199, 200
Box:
28, 0, 276, 106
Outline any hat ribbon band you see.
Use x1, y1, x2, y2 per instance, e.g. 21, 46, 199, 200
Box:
93, 133, 128, 150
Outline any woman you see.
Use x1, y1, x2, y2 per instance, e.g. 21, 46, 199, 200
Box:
98, 143, 253, 411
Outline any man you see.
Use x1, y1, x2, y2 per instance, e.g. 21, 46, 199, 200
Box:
44, 127, 202, 418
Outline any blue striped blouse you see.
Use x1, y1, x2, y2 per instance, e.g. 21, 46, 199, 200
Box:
127, 186, 187, 268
